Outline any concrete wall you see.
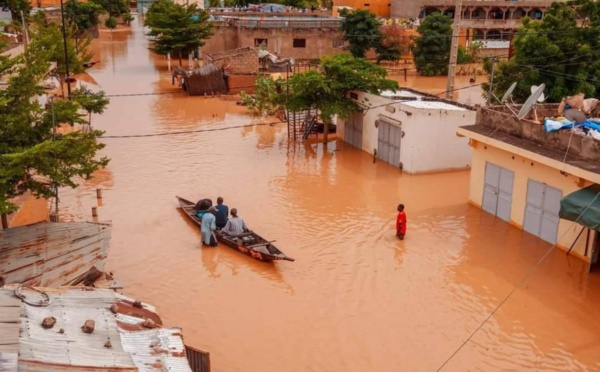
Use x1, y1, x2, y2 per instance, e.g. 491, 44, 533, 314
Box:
202, 24, 343, 60
338, 91, 475, 173
390, 0, 422, 19
469, 141, 596, 260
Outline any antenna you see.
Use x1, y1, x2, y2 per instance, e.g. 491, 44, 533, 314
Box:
517, 83, 545, 120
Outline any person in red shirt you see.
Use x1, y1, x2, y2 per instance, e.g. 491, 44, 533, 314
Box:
396, 204, 407, 240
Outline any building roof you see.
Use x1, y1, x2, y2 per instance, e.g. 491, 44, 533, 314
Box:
0, 222, 112, 287
458, 124, 600, 184
1, 286, 193, 371
401, 99, 469, 111
379, 88, 471, 111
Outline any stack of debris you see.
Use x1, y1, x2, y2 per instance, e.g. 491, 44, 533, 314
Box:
544, 93, 600, 140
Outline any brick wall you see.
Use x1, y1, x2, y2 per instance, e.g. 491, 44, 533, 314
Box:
227, 74, 257, 94
209, 49, 259, 74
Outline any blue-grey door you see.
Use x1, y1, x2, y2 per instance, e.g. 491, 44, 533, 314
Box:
344, 112, 363, 149
482, 162, 514, 222
377, 121, 401, 167
523, 179, 562, 244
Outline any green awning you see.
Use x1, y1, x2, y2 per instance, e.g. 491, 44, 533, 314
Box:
559, 184, 600, 230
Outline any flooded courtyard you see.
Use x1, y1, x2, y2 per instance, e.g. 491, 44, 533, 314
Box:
55, 20, 600, 371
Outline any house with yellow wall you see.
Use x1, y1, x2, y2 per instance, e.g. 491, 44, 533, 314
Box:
333, 0, 391, 18
457, 105, 600, 272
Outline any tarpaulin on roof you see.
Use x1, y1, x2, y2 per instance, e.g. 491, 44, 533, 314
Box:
559, 184, 600, 230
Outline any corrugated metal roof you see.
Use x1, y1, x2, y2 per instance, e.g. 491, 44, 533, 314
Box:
0, 222, 111, 287
0, 289, 20, 371
400, 100, 468, 111
0, 286, 193, 371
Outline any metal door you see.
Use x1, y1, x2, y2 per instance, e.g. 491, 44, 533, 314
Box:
344, 112, 363, 149
523, 179, 562, 244
377, 121, 401, 167
482, 162, 514, 222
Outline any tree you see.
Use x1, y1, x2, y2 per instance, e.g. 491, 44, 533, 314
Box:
0, 32, 109, 215
105, 16, 117, 30
376, 24, 409, 64
6, 0, 31, 24
240, 76, 283, 117
483, 1, 600, 103
411, 12, 452, 76
144, 0, 213, 66
64, 0, 104, 35
70, 86, 110, 127
340, 9, 382, 59
30, 18, 94, 96
285, 54, 399, 143
89, 0, 129, 17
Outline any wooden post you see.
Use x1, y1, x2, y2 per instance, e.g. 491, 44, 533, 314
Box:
92, 207, 98, 217
1, 214, 8, 229
49, 213, 59, 222
96, 188, 102, 199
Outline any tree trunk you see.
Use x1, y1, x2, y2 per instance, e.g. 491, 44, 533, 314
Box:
178, 50, 183, 66
323, 118, 330, 144
88, 111, 92, 126
1, 213, 8, 229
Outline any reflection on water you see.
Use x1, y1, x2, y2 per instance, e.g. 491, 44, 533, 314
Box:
54, 18, 600, 372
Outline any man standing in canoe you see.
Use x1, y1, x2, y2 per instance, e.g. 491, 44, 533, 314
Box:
201, 206, 218, 247
396, 204, 407, 240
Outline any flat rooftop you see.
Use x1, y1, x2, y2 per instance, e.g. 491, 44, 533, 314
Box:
380, 89, 471, 111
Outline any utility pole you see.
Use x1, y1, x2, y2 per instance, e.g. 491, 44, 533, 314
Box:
20, 11, 29, 51
445, 0, 463, 100
59, 0, 72, 99
487, 57, 497, 105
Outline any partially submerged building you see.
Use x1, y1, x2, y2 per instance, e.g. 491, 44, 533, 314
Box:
337, 89, 476, 174
457, 104, 600, 271
0, 285, 208, 371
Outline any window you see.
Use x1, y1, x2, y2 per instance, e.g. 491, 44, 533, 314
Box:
254, 38, 268, 47
333, 38, 344, 48
293, 38, 306, 48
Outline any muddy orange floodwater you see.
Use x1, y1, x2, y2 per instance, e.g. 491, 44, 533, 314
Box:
53, 19, 600, 372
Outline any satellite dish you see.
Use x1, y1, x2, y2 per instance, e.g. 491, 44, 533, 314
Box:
501, 82, 517, 103
530, 85, 546, 102
517, 83, 545, 119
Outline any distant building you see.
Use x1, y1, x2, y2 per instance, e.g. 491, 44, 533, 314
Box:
202, 15, 344, 61
333, 0, 392, 18
391, 0, 567, 53
337, 89, 476, 174
457, 104, 600, 271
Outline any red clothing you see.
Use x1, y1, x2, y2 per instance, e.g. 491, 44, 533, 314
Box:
396, 211, 407, 234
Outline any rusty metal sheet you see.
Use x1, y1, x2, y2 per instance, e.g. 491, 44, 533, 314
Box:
120, 328, 193, 372
0, 222, 111, 287
10, 287, 196, 372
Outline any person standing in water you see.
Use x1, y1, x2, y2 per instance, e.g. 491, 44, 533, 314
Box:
396, 204, 407, 240
201, 206, 218, 247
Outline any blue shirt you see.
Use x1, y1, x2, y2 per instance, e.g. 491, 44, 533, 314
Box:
215, 204, 229, 227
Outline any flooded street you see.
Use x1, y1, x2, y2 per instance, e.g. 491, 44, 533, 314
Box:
58, 20, 600, 371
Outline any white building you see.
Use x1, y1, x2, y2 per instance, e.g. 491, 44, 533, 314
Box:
336, 89, 477, 174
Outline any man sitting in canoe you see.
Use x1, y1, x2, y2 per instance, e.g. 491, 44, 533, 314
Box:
220, 208, 249, 237
201, 206, 218, 247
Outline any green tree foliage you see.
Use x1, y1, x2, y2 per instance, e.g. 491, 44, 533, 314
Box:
105, 16, 118, 29
70, 86, 110, 126
340, 9, 382, 58
64, 0, 104, 34
89, 0, 129, 17
144, 0, 213, 65
31, 18, 94, 92
411, 12, 452, 76
240, 76, 283, 117
285, 54, 399, 142
6, 0, 31, 24
0, 34, 109, 214
483, 1, 600, 103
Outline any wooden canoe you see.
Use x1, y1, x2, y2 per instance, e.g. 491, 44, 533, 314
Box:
176, 196, 295, 262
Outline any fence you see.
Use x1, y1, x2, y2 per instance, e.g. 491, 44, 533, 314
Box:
186, 344, 211, 372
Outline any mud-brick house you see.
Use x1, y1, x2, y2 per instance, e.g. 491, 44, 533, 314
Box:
336, 89, 476, 174
202, 15, 344, 61
457, 105, 600, 271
